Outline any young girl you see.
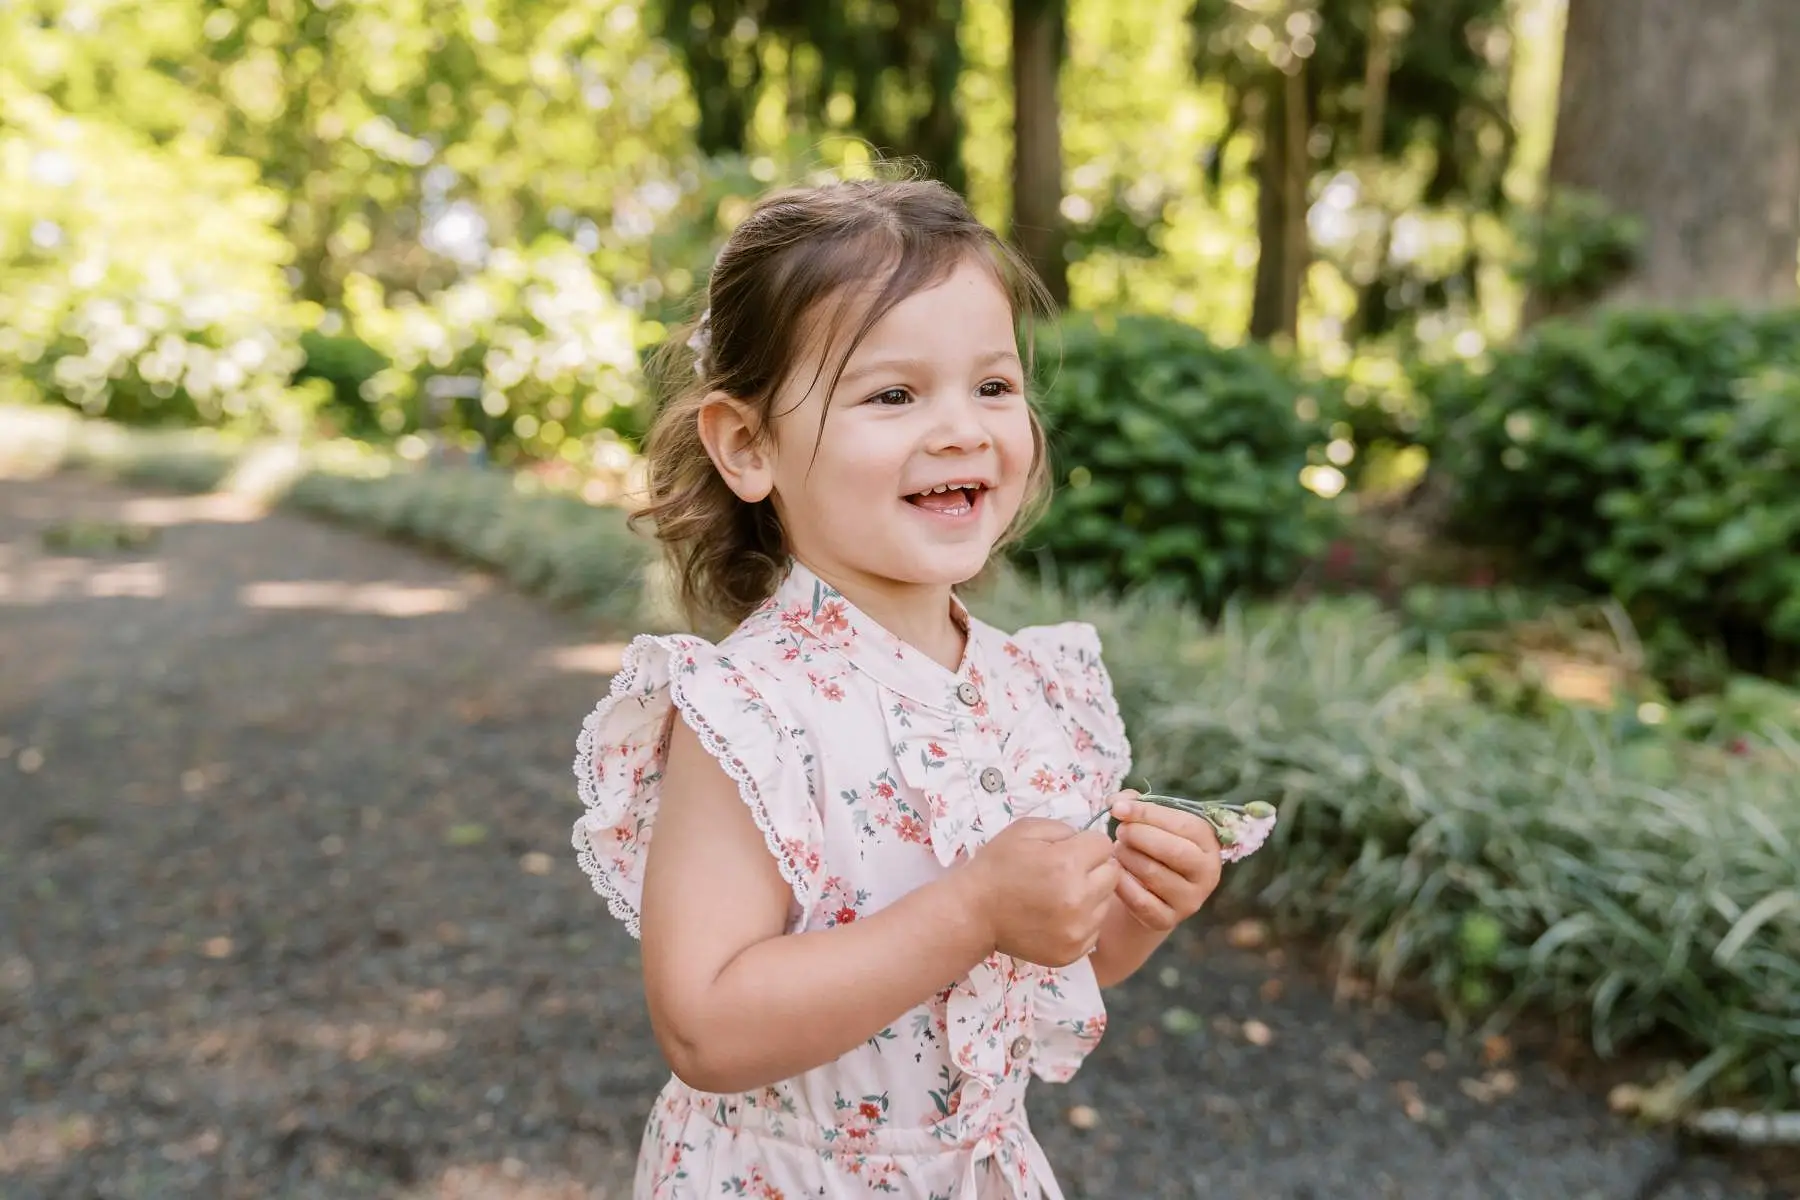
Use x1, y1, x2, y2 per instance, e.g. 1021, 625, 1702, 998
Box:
573, 176, 1252, 1199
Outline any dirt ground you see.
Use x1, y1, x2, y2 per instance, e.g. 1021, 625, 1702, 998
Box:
1, 470, 1791, 1199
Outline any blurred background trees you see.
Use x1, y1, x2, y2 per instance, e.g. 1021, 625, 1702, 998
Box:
5, 0, 1800, 683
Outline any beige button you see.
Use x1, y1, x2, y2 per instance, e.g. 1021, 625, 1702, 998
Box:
979, 767, 1005, 793
956, 681, 981, 706
1010, 1035, 1031, 1060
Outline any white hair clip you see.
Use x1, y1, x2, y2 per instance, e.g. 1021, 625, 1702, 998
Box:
687, 309, 712, 378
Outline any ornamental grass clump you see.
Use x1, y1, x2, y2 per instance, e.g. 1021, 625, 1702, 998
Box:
974, 572, 1800, 1114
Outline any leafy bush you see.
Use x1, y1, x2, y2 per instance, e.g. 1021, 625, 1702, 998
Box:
295, 329, 392, 439
1023, 314, 1342, 615
0, 92, 312, 433
339, 242, 650, 470
979, 570, 1800, 1113
1424, 307, 1800, 681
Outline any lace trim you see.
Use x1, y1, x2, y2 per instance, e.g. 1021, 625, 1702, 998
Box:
570, 635, 816, 940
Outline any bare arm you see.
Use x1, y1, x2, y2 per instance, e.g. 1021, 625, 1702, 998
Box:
638, 717, 996, 1095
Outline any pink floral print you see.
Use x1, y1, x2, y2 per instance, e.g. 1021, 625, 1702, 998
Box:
573, 560, 1132, 1199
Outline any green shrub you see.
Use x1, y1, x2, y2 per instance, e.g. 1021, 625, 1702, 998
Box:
0, 93, 312, 433
1424, 307, 1800, 681
1023, 313, 1343, 615
340, 243, 650, 468
975, 571, 1800, 1112
294, 329, 392, 439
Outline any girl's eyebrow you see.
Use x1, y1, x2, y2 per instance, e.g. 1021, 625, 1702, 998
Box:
836, 348, 1022, 388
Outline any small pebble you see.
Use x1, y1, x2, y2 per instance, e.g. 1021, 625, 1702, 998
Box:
1160, 1007, 1202, 1036
1226, 918, 1268, 949
1608, 1083, 1644, 1114
1066, 1104, 1099, 1131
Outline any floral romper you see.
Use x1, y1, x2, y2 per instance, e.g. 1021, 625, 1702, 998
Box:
571, 560, 1132, 1199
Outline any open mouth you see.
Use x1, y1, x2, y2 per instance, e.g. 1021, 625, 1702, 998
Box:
904, 482, 987, 518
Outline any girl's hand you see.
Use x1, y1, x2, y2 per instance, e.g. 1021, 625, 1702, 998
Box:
1106, 793, 1223, 932
968, 818, 1119, 967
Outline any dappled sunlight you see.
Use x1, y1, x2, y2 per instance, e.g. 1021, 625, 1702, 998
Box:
295, 1019, 453, 1062
0, 1109, 97, 1175
1536, 654, 1624, 709
117, 490, 271, 526
539, 642, 629, 676
238, 579, 473, 618
0, 551, 167, 605
173, 1011, 459, 1073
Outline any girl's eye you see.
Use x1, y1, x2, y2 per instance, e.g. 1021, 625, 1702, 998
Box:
977, 379, 1016, 398
868, 387, 912, 406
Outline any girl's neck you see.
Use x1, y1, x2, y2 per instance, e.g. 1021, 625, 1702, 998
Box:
798, 558, 967, 673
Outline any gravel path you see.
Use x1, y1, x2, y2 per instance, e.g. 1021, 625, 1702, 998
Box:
1, 470, 1790, 1200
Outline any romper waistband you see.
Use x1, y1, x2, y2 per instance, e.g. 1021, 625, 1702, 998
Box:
670, 1073, 1061, 1200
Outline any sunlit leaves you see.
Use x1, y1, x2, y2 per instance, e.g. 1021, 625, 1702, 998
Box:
0, 87, 309, 428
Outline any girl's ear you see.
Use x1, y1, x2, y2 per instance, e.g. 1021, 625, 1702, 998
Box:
696, 391, 774, 503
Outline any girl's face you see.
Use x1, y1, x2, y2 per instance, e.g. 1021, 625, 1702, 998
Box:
756, 257, 1038, 612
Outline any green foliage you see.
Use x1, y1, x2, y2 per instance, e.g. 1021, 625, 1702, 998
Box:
1187, 0, 1516, 340
1000, 580, 1800, 1112
295, 329, 392, 438
659, 0, 966, 191
24, 403, 1799, 1114
1509, 186, 1645, 305
4, 0, 697, 310
339, 241, 649, 467
1022, 314, 1342, 615
0, 89, 312, 432
1425, 307, 1800, 680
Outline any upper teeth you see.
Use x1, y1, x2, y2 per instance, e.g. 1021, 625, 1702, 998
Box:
923, 483, 978, 493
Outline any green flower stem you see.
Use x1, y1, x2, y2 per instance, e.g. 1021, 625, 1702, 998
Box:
1082, 793, 1273, 844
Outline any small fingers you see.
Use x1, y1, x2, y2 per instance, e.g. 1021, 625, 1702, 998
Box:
1114, 844, 1185, 902
1116, 816, 1220, 883
1115, 799, 1223, 847
1115, 870, 1176, 932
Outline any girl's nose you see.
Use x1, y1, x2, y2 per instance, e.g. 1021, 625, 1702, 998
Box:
927, 392, 992, 452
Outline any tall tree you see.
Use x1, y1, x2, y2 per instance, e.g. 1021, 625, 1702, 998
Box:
1010, 0, 1069, 306
1189, 0, 1513, 344
661, 0, 967, 192
1531, 0, 1800, 319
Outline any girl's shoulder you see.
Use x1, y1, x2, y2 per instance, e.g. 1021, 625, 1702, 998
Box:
569, 624, 825, 940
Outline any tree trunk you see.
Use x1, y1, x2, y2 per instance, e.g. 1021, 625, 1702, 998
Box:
914, 3, 967, 195
1532, 0, 1800, 319
1249, 63, 1310, 343
1011, 0, 1068, 307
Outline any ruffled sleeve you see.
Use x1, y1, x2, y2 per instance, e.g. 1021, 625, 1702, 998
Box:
1011, 621, 1133, 804
570, 634, 824, 939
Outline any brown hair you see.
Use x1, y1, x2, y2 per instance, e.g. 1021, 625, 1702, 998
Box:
631, 171, 1058, 634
